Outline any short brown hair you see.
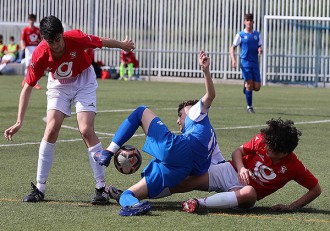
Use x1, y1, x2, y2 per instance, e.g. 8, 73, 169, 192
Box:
244, 13, 253, 21
28, 14, 37, 20
177, 100, 199, 116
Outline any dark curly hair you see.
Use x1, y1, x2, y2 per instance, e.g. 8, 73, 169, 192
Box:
177, 99, 199, 116
261, 118, 302, 154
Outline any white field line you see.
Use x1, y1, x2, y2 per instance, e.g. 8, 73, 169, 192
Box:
1, 119, 330, 148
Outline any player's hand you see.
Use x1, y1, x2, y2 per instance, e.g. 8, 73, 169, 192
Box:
4, 122, 22, 141
122, 35, 135, 52
258, 47, 263, 55
238, 167, 251, 185
199, 50, 210, 71
271, 204, 295, 212
231, 60, 237, 68
95, 149, 114, 167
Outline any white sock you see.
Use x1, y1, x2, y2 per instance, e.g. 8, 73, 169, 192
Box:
107, 142, 120, 153
198, 192, 238, 209
88, 142, 106, 189
36, 139, 55, 194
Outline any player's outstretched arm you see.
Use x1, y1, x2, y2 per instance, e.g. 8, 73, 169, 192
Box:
271, 183, 321, 212
200, 50, 215, 110
101, 36, 135, 52
4, 83, 33, 141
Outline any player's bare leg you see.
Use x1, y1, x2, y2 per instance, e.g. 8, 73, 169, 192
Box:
253, 81, 261, 91
24, 109, 64, 202
77, 111, 109, 205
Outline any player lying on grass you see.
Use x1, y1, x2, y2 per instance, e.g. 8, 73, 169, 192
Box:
94, 51, 225, 216
177, 118, 321, 213
4, 15, 135, 204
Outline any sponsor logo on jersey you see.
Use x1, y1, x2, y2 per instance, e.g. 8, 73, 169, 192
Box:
70, 52, 77, 59
29, 33, 38, 42
244, 35, 248, 39
54, 61, 73, 79
254, 161, 276, 183
254, 35, 258, 40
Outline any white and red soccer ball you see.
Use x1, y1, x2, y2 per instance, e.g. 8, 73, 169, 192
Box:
114, 145, 142, 174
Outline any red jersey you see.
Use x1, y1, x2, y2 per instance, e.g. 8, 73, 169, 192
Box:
230, 134, 318, 200
121, 50, 139, 67
26, 30, 102, 86
21, 26, 41, 46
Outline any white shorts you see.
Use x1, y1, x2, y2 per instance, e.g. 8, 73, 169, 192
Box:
46, 65, 98, 117
2, 54, 15, 62
25, 46, 37, 67
208, 162, 244, 192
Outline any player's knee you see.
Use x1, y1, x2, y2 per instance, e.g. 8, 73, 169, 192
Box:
254, 85, 261, 91
79, 126, 94, 140
43, 126, 61, 142
131, 105, 148, 122
237, 186, 257, 208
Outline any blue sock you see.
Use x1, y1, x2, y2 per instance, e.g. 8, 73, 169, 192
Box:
112, 105, 147, 146
119, 190, 140, 207
245, 90, 253, 107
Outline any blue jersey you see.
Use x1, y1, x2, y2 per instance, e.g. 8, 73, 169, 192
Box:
182, 99, 218, 176
233, 30, 262, 68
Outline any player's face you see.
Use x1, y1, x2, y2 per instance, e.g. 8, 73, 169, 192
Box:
244, 19, 254, 31
265, 146, 288, 162
176, 106, 192, 132
28, 19, 35, 27
45, 34, 65, 54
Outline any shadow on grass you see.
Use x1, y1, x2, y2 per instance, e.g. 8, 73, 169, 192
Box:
149, 201, 330, 216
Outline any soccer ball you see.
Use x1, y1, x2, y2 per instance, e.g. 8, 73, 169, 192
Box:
114, 145, 142, 174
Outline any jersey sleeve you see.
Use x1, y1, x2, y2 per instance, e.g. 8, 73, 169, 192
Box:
69, 30, 103, 49
187, 99, 208, 122
233, 33, 241, 47
293, 157, 318, 190
242, 134, 263, 155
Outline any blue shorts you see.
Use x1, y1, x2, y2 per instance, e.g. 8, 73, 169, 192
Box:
141, 117, 193, 198
241, 65, 261, 82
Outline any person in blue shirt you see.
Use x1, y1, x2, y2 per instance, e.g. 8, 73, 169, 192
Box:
230, 13, 262, 114
94, 51, 225, 216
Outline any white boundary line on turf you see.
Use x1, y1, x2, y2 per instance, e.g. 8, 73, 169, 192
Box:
1, 119, 330, 148
71, 107, 178, 115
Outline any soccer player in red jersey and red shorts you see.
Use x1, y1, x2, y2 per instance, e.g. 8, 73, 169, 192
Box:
21, 14, 42, 89
4, 15, 135, 204
178, 118, 321, 213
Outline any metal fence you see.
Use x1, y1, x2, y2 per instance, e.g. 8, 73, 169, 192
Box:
1, 0, 329, 83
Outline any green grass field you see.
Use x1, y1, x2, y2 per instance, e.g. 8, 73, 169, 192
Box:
0, 75, 329, 230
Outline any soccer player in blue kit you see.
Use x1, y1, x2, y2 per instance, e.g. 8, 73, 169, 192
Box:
94, 51, 225, 216
230, 13, 262, 113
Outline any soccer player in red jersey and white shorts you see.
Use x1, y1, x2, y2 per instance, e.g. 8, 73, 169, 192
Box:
4, 15, 135, 204
21, 14, 42, 89
178, 118, 321, 213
